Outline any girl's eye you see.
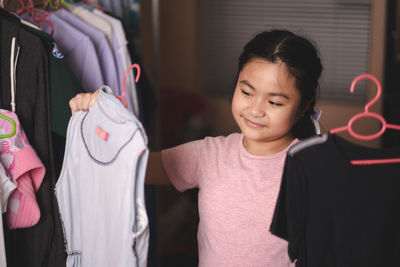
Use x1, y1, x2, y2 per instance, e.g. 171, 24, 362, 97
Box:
268, 100, 283, 106
241, 90, 251, 96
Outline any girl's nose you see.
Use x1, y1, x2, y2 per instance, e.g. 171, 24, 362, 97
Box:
250, 100, 265, 117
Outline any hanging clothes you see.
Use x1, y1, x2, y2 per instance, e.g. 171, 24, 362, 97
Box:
270, 133, 400, 267
56, 87, 149, 267
36, 13, 104, 93
1, 3, 152, 266
71, 6, 113, 45
0, 156, 16, 214
0, 153, 17, 267
0, 110, 45, 229
52, 9, 120, 92
70, 6, 139, 115
99, 0, 124, 19
93, 9, 140, 117
0, 9, 66, 267
20, 20, 84, 137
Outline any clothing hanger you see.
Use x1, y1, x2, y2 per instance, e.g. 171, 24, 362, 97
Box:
330, 73, 400, 165
0, 114, 16, 138
116, 63, 141, 108
1, 0, 40, 31
43, 0, 59, 9
15, 0, 55, 35
55, 0, 75, 10
65, 0, 97, 12
79, 0, 106, 12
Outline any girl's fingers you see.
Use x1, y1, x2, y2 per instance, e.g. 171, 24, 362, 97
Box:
89, 90, 101, 107
69, 93, 84, 115
81, 93, 92, 112
69, 91, 99, 115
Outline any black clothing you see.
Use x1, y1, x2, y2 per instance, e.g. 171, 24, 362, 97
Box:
271, 134, 400, 267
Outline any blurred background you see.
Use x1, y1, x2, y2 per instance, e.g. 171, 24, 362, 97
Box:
138, 0, 399, 266
5, 0, 400, 266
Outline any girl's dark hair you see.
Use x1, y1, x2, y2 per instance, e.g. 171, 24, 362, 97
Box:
235, 29, 323, 139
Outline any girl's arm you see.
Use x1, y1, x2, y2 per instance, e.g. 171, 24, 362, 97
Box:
146, 152, 171, 185
69, 91, 171, 185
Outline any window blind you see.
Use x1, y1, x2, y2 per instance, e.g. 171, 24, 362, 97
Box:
200, 0, 371, 102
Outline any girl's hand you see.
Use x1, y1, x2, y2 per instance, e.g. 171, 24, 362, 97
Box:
69, 90, 100, 115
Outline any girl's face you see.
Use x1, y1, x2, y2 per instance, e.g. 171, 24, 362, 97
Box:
231, 59, 301, 155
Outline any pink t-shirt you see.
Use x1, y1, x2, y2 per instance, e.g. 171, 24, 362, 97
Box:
162, 133, 297, 267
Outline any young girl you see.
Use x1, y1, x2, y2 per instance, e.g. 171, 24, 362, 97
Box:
69, 29, 322, 266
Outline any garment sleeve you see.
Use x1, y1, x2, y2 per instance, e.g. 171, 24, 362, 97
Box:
161, 139, 204, 192
270, 154, 307, 262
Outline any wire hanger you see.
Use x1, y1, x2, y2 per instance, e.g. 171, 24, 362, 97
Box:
330, 73, 400, 165
116, 63, 141, 108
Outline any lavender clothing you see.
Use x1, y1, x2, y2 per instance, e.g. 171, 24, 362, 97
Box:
41, 14, 103, 92
52, 9, 119, 93
93, 9, 139, 117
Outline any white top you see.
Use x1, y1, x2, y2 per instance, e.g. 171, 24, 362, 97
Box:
0, 163, 16, 213
56, 86, 149, 267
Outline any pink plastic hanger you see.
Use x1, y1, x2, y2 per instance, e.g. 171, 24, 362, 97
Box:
13, 0, 55, 35
330, 73, 400, 165
116, 63, 141, 108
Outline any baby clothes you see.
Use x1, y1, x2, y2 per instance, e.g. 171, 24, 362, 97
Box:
0, 162, 16, 267
56, 87, 149, 267
0, 160, 16, 212
0, 109, 45, 229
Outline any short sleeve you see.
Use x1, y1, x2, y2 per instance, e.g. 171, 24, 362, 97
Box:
161, 139, 204, 192
270, 154, 307, 262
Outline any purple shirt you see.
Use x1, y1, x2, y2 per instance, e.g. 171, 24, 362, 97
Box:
52, 9, 120, 93
41, 14, 103, 92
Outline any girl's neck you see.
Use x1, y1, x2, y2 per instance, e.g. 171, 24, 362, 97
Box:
242, 134, 295, 156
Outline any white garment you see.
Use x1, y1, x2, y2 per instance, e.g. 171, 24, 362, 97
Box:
93, 9, 140, 117
0, 162, 16, 267
0, 163, 16, 212
56, 86, 149, 267
72, 7, 113, 45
